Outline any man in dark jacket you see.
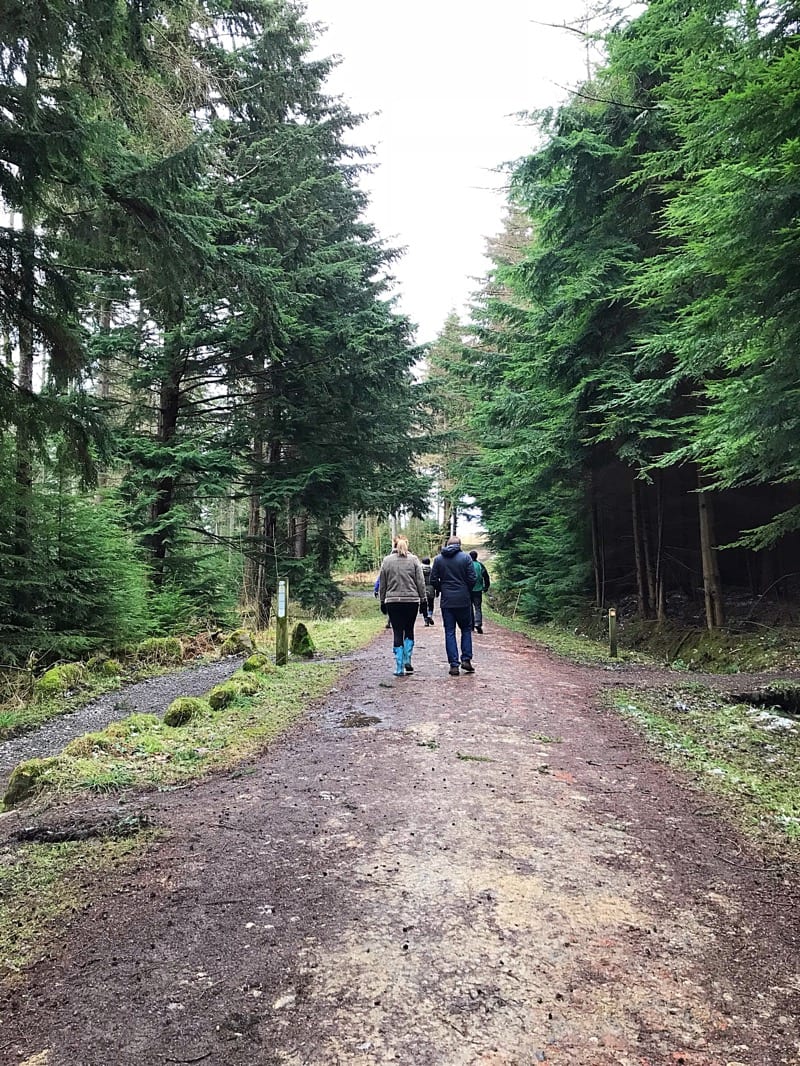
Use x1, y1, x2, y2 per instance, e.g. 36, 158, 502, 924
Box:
430, 536, 477, 676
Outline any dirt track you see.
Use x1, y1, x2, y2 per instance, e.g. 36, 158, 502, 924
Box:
1, 622, 798, 1066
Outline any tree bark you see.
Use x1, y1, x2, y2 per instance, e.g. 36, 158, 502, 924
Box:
145, 332, 183, 583
697, 471, 725, 630
13, 208, 36, 605
291, 511, 308, 559
631, 478, 650, 618
589, 473, 604, 609
654, 475, 666, 625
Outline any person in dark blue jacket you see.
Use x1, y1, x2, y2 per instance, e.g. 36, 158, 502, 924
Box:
430, 536, 477, 676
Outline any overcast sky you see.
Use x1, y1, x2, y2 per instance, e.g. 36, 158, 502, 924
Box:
302, 0, 594, 343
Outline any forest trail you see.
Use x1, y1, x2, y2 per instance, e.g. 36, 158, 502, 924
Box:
2, 622, 798, 1066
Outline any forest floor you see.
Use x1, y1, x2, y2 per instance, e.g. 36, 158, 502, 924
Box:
1, 619, 798, 1066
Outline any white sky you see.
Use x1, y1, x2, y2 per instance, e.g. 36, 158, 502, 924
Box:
303, 0, 594, 343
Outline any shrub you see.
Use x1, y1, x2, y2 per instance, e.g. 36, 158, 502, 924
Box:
102, 658, 122, 676
163, 697, 209, 727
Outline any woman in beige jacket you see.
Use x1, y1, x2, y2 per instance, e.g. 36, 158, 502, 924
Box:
378, 536, 427, 676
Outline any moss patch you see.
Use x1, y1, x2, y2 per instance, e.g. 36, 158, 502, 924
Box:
290, 622, 316, 659
163, 696, 209, 727
0, 835, 148, 977
243, 653, 271, 672
610, 685, 800, 847
135, 637, 183, 665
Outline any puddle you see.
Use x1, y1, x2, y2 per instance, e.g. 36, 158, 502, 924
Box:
340, 713, 382, 728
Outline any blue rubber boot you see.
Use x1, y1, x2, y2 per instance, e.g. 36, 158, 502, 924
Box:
403, 638, 415, 673
393, 646, 405, 676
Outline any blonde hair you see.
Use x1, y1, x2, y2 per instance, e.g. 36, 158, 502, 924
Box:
394, 536, 409, 557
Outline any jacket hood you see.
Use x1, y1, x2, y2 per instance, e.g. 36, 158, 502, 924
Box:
441, 544, 462, 557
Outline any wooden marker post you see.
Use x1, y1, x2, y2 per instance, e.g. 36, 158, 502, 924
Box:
608, 607, 618, 659
276, 579, 289, 667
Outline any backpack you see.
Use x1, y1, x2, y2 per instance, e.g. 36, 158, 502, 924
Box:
472, 560, 490, 592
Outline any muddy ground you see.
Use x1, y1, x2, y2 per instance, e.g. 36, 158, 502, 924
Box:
0, 622, 798, 1066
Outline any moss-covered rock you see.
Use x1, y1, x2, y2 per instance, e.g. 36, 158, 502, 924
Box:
232, 674, 261, 696
732, 680, 800, 714
290, 622, 315, 659
86, 654, 108, 673
135, 637, 183, 665
3, 757, 61, 809
34, 663, 87, 699
163, 696, 209, 727
208, 682, 240, 710
64, 732, 113, 757
220, 628, 255, 655
242, 653, 271, 673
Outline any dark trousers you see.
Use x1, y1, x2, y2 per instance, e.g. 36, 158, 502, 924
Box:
471, 591, 484, 629
441, 605, 473, 666
387, 602, 419, 648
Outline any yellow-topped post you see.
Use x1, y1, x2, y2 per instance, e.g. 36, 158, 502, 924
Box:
608, 607, 618, 658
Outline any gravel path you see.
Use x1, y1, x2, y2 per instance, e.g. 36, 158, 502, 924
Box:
0, 657, 243, 786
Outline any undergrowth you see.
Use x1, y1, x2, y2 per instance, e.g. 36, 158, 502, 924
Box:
611, 686, 800, 847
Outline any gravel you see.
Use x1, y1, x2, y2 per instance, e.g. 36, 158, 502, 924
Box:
0, 657, 243, 786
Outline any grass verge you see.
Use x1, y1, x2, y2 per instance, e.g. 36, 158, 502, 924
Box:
0, 602, 386, 977
3, 663, 341, 807
610, 685, 800, 848
486, 606, 650, 665
3, 601, 386, 810
0, 833, 150, 978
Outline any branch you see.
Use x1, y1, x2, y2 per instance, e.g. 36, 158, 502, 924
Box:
553, 81, 663, 112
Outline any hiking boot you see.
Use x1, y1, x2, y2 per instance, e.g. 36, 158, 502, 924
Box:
449, 665, 460, 677
460, 659, 475, 673
475, 625, 483, 634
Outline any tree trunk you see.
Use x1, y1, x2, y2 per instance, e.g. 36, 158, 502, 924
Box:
631, 478, 650, 618
589, 473, 604, 609
13, 209, 36, 616
291, 511, 308, 559
697, 471, 725, 630
654, 475, 666, 625
145, 335, 182, 583
441, 497, 452, 538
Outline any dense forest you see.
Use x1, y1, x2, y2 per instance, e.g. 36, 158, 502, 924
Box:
4, 0, 800, 667
435, 0, 800, 631
0, 0, 427, 664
